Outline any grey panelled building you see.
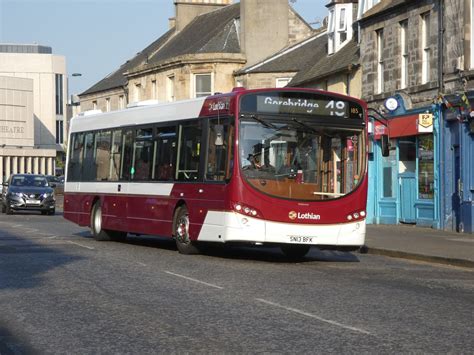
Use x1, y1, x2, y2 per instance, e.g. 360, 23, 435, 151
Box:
0, 44, 66, 182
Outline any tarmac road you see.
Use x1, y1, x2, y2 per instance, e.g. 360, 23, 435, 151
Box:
0, 210, 473, 353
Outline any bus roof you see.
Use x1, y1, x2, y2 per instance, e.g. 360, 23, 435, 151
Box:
69, 97, 207, 133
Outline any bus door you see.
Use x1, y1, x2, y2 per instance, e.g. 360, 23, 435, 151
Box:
105, 128, 133, 231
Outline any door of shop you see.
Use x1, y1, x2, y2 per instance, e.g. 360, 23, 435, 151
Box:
398, 137, 417, 223
399, 172, 416, 223
452, 145, 462, 232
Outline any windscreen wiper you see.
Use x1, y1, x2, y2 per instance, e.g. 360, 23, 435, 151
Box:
246, 114, 278, 129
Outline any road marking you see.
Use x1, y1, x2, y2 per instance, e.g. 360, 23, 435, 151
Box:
66, 241, 95, 250
137, 262, 147, 267
164, 271, 223, 289
256, 298, 371, 335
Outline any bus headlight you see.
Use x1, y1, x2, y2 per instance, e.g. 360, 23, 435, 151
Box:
232, 202, 261, 218
347, 211, 366, 221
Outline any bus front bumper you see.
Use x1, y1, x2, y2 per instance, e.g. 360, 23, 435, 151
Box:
198, 211, 366, 247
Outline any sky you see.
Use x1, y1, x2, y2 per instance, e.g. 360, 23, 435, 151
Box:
0, 0, 328, 96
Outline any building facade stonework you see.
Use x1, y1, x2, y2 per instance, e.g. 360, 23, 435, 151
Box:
78, 0, 314, 113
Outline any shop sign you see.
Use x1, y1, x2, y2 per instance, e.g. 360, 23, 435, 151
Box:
418, 113, 433, 133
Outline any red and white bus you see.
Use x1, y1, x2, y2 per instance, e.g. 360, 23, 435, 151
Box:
64, 88, 368, 258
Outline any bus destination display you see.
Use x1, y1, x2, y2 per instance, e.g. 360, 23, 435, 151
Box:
241, 92, 363, 119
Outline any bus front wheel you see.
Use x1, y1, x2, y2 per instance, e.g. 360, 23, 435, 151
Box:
280, 244, 310, 259
174, 206, 200, 255
91, 202, 127, 242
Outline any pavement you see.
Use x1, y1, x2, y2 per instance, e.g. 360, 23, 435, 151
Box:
365, 224, 474, 268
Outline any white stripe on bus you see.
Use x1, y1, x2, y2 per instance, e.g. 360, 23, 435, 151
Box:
64, 182, 174, 196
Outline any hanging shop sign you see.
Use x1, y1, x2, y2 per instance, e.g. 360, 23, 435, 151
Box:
418, 113, 433, 133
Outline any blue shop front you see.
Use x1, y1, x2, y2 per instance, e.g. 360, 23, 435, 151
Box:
439, 92, 474, 234
367, 98, 440, 228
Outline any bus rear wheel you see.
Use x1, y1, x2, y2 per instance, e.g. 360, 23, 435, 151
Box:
280, 244, 310, 259
91, 202, 127, 241
174, 206, 200, 255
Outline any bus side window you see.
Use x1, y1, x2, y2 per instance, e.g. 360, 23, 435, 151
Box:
131, 127, 154, 181
153, 126, 177, 181
68, 132, 84, 182
176, 121, 202, 181
95, 130, 111, 181
205, 119, 234, 182
109, 129, 122, 181
120, 129, 133, 180
82, 132, 96, 181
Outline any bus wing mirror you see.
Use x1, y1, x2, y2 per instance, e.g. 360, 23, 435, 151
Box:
214, 125, 224, 146
381, 134, 390, 157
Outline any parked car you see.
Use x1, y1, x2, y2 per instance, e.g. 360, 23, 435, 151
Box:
45, 175, 64, 194
1, 174, 56, 215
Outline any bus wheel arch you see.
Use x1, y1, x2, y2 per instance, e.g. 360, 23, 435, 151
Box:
173, 204, 200, 255
90, 200, 126, 242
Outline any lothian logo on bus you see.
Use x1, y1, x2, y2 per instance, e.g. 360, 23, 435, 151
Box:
289, 211, 321, 220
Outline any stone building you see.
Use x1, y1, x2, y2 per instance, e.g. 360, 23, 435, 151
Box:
358, 0, 474, 234
0, 44, 66, 181
79, 0, 313, 112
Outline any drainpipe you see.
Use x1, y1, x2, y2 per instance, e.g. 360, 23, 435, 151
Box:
437, 0, 445, 229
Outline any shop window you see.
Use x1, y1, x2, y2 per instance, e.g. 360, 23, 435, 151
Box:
418, 134, 434, 199
399, 137, 416, 173
381, 140, 396, 198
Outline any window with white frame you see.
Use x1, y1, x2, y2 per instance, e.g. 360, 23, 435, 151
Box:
194, 73, 212, 98
328, 9, 336, 54
338, 8, 347, 44
328, 4, 352, 54
358, 0, 381, 19
119, 95, 125, 109
421, 12, 431, 84
106, 98, 111, 112
400, 20, 409, 89
167, 75, 175, 102
92, 100, 97, 110
276, 78, 291, 88
376, 29, 384, 94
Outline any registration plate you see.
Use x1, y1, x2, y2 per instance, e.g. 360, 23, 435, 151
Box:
288, 235, 314, 243
26, 199, 41, 205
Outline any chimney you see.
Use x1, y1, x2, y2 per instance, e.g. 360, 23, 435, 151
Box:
174, 0, 233, 32
169, 17, 176, 29
240, 0, 289, 66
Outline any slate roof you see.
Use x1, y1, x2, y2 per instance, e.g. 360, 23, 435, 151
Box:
289, 39, 359, 87
81, 28, 175, 96
235, 31, 327, 75
142, 3, 241, 69
81, 4, 241, 96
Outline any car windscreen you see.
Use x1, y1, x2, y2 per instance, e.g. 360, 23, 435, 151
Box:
11, 176, 48, 187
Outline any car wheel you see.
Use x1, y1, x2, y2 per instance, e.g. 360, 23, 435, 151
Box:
41, 210, 48, 215
173, 206, 200, 255
48, 208, 55, 216
90, 202, 125, 241
280, 244, 310, 260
